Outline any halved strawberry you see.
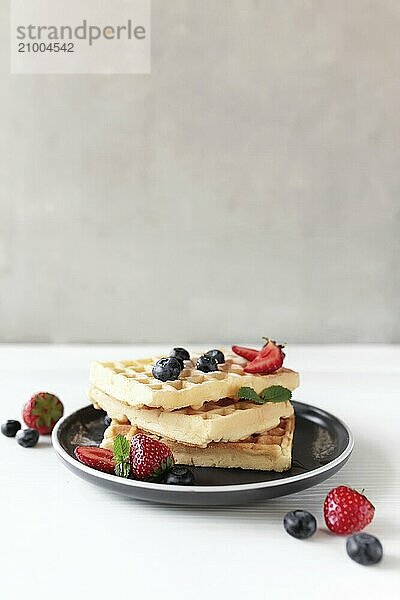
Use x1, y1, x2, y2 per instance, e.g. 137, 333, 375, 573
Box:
23, 392, 64, 435
74, 446, 115, 474
244, 340, 285, 374
130, 433, 175, 481
231, 345, 259, 361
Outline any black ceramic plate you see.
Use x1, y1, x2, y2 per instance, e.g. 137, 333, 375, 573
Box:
52, 402, 354, 506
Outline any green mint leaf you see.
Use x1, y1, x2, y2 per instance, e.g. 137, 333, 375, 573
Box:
113, 434, 130, 477
261, 385, 292, 403
113, 434, 130, 463
115, 462, 130, 478
238, 385, 292, 405
237, 387, 263, 404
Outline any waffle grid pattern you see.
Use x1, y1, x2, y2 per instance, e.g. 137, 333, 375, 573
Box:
102, 355, 248, 392
90, 355, 300, 410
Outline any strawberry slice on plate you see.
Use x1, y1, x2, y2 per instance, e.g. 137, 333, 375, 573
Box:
74, 446, 115, 474
244, 340, 285, 374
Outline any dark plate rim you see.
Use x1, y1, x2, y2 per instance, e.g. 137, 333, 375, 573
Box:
52, 401, 354, 493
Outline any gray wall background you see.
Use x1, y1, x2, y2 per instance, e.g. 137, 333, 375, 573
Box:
0, 0, 399, 343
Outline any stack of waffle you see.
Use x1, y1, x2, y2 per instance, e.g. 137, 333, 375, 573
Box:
89, 353, 299, 472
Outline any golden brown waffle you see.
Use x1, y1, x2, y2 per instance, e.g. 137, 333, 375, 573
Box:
90, 353, 299, 410
101, 415, 295, 472
90, 385, 294, 447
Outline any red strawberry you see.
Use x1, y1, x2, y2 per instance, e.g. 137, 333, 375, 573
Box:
324, 486, 375, 535
130, 433, 175, 481
23, 392, 64, 434
244, 340, 285, 374
231, 345, 259, 361
74, 446, 115, 474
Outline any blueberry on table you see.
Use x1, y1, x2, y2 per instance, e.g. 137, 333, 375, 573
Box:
1, 420, 21, 438
170, 347, 191, 364
16, 428, 39, 448
346, 533, 383, 566
204, 349, 225, 364
283, 510, 317, 539
152, 357, 182, 382
196, 355, 218, 373
165, 466, 195, 486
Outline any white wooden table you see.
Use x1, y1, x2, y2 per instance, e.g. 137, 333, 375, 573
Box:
1, 345, 399, 599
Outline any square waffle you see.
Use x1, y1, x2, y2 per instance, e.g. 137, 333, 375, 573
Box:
101, 416, 295, 472
90, 354, 299, 411
90, 385, 294, 448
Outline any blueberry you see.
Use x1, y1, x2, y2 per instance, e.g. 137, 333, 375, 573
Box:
172, 356, 185, 369
165, 466, 194, 486
346, 533, 383, 566
196, 355, 218, 373
283, 510, 317, 539
104, 415, 112, 428
16, 428, 39, 448
1, 420, 21, 438
152, 357, 182, 382
170, 347, 190, 364
204, 349, 225, 364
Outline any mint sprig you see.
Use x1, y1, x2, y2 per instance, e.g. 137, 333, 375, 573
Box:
238, 385, 292, 404
113, 434, 130, 478
236, 387, 262, 403
261, 385, 292, 403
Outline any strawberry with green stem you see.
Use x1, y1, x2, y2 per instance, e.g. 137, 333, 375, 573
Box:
232, 338, 285, 374
130, 433, 175, 481
244, 339, 285, 374
324, 486, 375, 535
23, 392, 64, 435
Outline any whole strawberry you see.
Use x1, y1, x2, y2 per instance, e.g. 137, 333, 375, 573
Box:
23, 392, 64, 435
130, 433, 175, 481
324, 486, 375, 535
